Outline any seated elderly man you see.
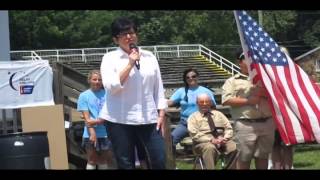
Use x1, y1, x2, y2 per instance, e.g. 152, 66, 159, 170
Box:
187, 93, 238, 169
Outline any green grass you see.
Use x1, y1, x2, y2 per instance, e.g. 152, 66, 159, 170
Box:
175, 152, 224, 170
293, 144, 320, 169
176, 159, 193, 169
176, 144, 320, 170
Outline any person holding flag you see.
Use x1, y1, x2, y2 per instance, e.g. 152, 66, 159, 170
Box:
233, 10, 320, 169
222, 50, 275, 169
234, 10, 320, 146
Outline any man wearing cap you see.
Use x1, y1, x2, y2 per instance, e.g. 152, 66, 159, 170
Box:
221, 50, 275, 169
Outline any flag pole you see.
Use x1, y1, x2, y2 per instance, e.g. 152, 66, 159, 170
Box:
258, 10, 263, 27
234, 11, 248, 57
234, 11, 250, 78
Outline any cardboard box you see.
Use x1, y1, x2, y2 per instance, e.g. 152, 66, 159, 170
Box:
21, 104, 69, 169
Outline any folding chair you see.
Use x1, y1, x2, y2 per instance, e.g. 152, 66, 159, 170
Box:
192, 142, 239, 170
193, 153, 205, 170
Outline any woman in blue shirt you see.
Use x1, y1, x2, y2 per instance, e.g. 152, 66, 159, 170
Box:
168, 68, 217, 149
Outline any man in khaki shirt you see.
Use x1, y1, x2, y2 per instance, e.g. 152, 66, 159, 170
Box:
221, 50, 275, 169
188, 93, 237, 169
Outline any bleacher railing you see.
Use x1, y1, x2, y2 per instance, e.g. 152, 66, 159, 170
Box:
10, 44, 240, 75
0, 109, 21, 135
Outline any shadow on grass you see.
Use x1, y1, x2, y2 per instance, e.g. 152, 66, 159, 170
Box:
294, 162, 314, 168
295, 144, 320, 153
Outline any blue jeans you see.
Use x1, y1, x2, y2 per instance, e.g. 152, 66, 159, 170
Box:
105, 121, 166, 169
171, 119, 189, 146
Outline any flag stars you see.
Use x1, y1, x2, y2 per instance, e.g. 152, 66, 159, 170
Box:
243, 21, 247, 26
272, 57, 277, 62
237, 11, 291, 66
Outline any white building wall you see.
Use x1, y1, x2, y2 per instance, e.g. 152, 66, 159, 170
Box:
0, 10, 10, 61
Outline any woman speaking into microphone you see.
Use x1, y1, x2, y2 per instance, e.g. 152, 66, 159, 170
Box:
99, 17, 167, 169
129, 43, 140, 70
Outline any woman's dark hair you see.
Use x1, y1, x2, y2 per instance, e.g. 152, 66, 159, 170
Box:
111, 17, 137, 38
182, 68, 199, 102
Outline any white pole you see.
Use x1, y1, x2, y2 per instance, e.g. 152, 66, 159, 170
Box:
0, 11, 12, 128
0, 10, 10, 61
258, 10, 263, 27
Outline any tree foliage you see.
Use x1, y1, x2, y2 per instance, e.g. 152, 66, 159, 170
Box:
8, 10, 319, 59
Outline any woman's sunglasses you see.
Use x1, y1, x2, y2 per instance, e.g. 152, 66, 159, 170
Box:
186, 75, 197, 80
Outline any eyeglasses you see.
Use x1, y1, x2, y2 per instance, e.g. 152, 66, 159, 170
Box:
186, 75, 197, 80
117, 31, 136, 38
198, 100, 212, 106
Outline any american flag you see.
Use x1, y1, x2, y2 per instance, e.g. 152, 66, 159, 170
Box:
234, 10, 320, 145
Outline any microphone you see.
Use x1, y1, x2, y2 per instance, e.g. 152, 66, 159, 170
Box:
129, 43, 140, 70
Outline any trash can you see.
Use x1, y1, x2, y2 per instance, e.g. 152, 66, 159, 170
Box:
0, 131, 50, 169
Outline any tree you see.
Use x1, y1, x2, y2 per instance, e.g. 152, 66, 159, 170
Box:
9, 10, 120, 49
8, 10, 317, 60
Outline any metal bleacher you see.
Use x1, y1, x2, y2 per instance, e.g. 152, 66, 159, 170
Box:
11, 44, 240, 95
